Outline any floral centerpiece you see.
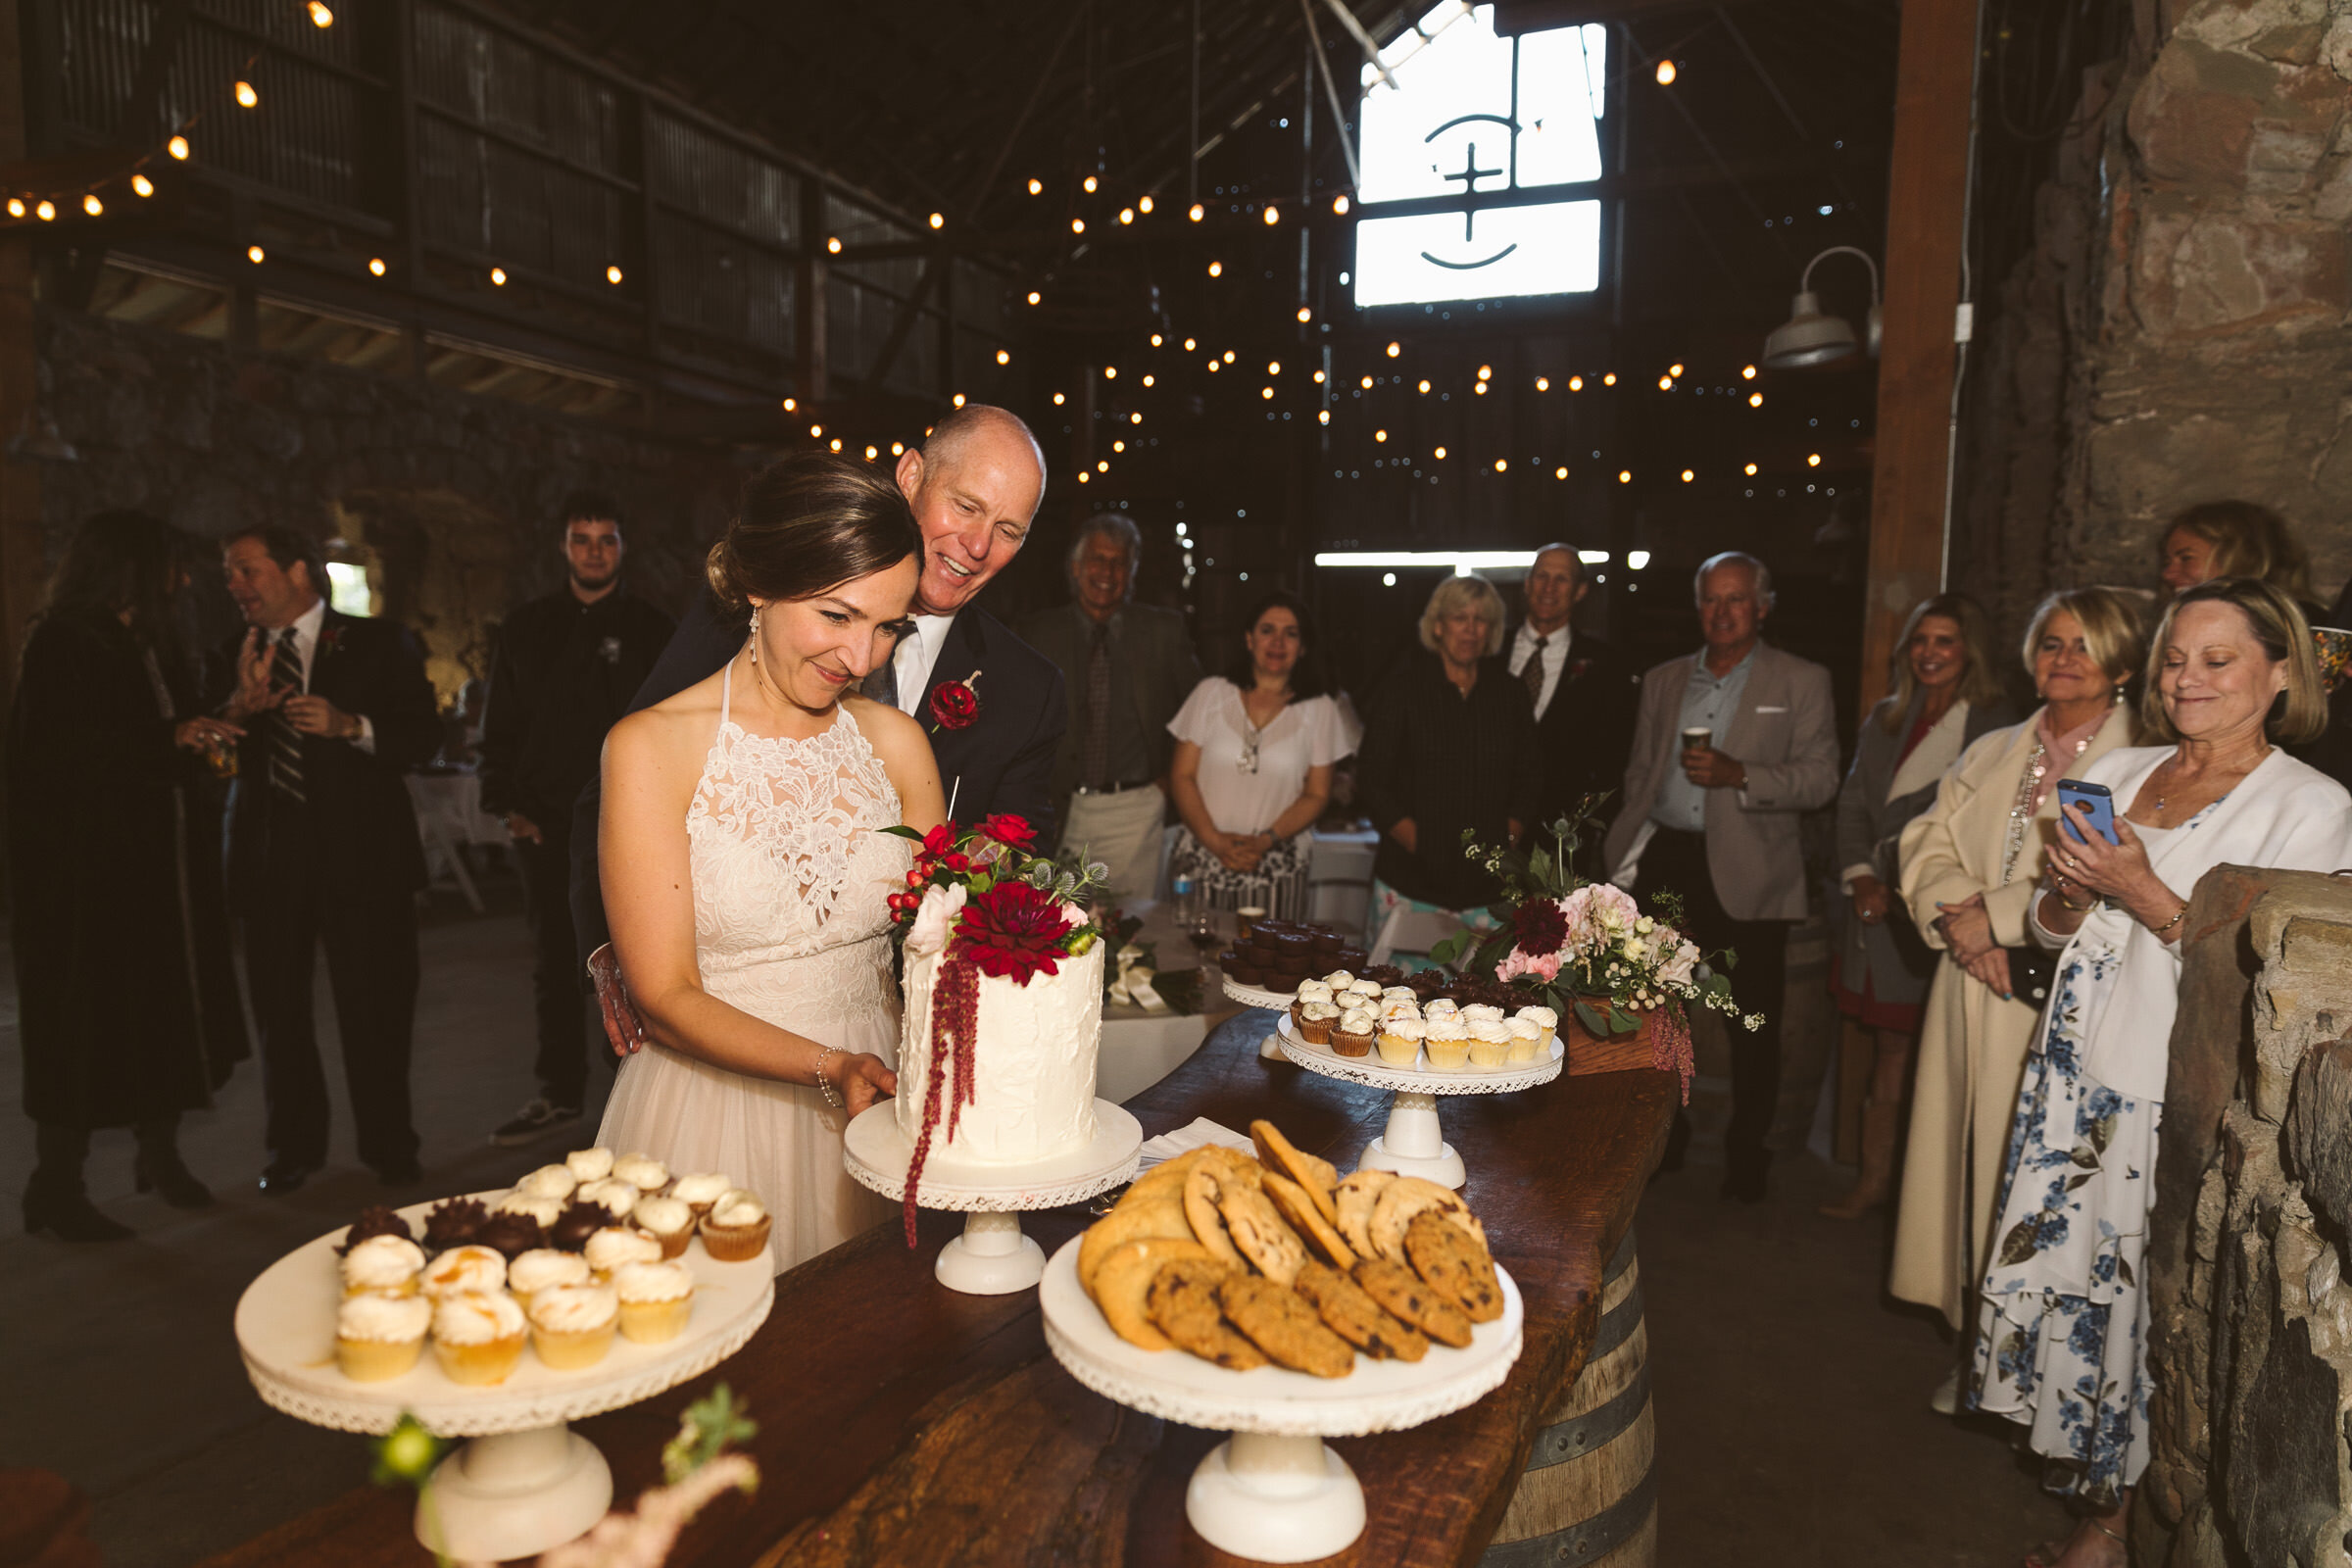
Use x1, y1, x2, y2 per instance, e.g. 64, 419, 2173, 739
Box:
1429, 802, 1762, 1102
883, 814, 1109, 1243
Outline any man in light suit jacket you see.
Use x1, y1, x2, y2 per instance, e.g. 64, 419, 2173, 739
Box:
1019, 514, 1201, 900
1602, 551, 1839, 1200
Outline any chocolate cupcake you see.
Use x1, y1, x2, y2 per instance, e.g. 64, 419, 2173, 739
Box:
1307, 929, 1342, 956
549, 1197, 610, 1252
1334, 947, 1369, 970
339, 1204, 416, 1255
474, 1209, 546, 1260
420, 1196, 489, 1253
1227, 960, 1264, 986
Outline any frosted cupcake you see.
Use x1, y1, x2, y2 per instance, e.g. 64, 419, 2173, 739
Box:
1376, 1016, 1426, 1068
422, 1244, 507, 1299
514, 1163, 578, 1202
528, 1283, 619, 1370
632, 1196, 695, 1259
584, 1226, 663, 1281
1381, 986, 1419, 1007
701, 1191, 773, 1262
1379, 997, 1422, 1022
564, 1148, 615, 1184
507, 1248, 590, 1312
1515, 1005, 1559, 1053
612, 1260, 696, 1344
1298, 1001, 1340, 1045
1297, 980, 1336, 1006
431, 1291, 527, 1385
1423, 998, 1461, 1021
667, 1172, 732, 1219
574, 1177, 638, 1221
341, 1234, 425, 1298
336, 1291, 431, 1383
1467, 1018, 1512, 1070
1329, 1006, 1375, 1058
611, 1153, 671, 1196
1460, 1004, 1506, 1026
1424, 1017, 1471, 1071
1505, 1016, 1544, 1063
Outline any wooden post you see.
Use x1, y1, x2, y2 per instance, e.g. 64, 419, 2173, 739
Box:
0, 0, 48, 708
1856, 0, 1977, 712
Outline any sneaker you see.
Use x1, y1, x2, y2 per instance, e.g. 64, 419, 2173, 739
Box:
491, 1098, 581, 1147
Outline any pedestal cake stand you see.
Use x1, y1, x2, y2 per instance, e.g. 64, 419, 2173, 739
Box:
1040, 1238, 1524, 1561
234, 1193, 775, 1562
1274, 1014, 1563, 1189
1222, 975, 1301, 1059
843, 1099, 1143, 1295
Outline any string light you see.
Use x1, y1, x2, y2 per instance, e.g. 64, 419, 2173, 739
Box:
1386, 341, 1401, 358
1184, 337, 1197, 351
927, 212, 944, 229
1416, 379, 1430, 394
1360, 375, 1373, 389
865, 445, 878, 460
1223, 350, 1235, 364
1118, 208, 1134, 224
782, 398, 797, 412
490, 267, 507, 284
1140, 195, 1154, 214
1267, 361, 1281, 374
1207, 261, 1221, 276
892, 441, 905, 455
244, 242, 262, 261
1260, 386, 1274, 399
1744, 463, 1758, 475
1318, 410, 1330, 424
1553, 466, 1568, 479
1207, 360, 1220, 372
1262, 205, 1279, 225
1113, 440, 1126, 452
1655, 60, 1677, 85
606, 265, 623, 283
1535, 376, 1549, 391
367, 256, 386, 276
1474, 383, 1487, 395
1028, 177, 1043, 195
6, 199, 23, 219
1618, 469, 1633, 483
1434, 446, 1447, 460
1150, 332, 1163, 346
1189, 203, 1204, 221
1297, 307, 1311, 323
131, 173, 154, 197
1741, 364, 1758, 379
1053, 392, 1066, 406
954, 392, 968, 406
1104, 366, 1117, 378
1142, 374, 1154, 387
1130, 412, 1143, 423
36, 200, 55, 221
1657, 375, 1673, 391
234, 79, 259, 108
1027, 291, 1041, 305
1807, 453, 1822, 466
1070, 219, 1085, 234
1312, 369, 1325, 384
1332, 195, 1350, 215
1477, 365, 1492, 380
1681, 468, 1695, 482
996, 349, 1010, 365
829, 437, 842, 452
1568, 375, 1584, 391
81, 194, 101, 216
1669, 363, 1685, 377
1096, 459, 1108, 471
1748, 392, 1764, 407
1374, 429, 1388, 442
826, 236, 842, 253
308, 0, 333, 23
1077, 471, 1091, 483
1602, 372, 1617, 386
1084, 175, 1099, 193
168, 135, 189, 160
1494, 459, 1508, 472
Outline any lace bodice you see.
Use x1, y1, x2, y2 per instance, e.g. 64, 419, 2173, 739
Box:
685, 667, 912, 1022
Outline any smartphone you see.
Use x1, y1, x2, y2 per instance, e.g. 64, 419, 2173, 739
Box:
2055, 778, 2119, 846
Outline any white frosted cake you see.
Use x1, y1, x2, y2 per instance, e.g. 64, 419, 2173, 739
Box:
897, 937, 1103, 1165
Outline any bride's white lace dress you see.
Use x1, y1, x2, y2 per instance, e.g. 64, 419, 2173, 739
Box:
596, 664, 912, 1274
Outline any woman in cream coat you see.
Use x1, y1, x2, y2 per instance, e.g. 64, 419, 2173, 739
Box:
1890, 588, 2145, 1362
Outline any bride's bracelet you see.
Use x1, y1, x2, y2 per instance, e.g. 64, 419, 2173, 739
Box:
813, 1046, 845, 1109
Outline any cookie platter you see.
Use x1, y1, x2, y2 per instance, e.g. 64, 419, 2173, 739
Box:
1277, 1015, 1561, 1191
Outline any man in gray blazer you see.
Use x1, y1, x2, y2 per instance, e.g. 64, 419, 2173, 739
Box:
1018, 514, 1201, 899
1602, 551, 1839, 1200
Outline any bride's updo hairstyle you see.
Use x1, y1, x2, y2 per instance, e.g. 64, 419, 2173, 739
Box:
706, 453, 923, 622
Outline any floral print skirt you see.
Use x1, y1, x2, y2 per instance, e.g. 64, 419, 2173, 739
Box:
1966, 952, 2160, 1507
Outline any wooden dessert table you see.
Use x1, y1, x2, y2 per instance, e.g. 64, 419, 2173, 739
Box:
205, 1011, 1673, 1568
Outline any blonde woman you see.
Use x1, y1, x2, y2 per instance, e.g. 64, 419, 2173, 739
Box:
1356, 573, 1541, 943
2154, 499, 2311, 605
1891, 588, 2143, 1402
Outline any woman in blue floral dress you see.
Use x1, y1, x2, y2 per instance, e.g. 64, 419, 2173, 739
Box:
1972, 577, 2352, 1568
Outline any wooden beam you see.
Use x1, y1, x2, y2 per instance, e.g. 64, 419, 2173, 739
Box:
1856, 0, 1977, 713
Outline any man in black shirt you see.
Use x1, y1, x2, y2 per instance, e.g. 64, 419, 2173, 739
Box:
479, 494, 673, 1144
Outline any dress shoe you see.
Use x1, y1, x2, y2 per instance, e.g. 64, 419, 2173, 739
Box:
257, 1160, 318, 1196
373, 1158, 423, 1187
133, 1149, 215, 1209
24, 1184, 135, 1243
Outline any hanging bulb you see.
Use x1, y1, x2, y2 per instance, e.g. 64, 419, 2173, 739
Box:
809, 423, 823, 437
1359, 375, 1373, 389
1142, 374, 1154, 387
1311, 369, 1325, 384
1104, 366, 1117, 378
606, 264, 623, 283
1260, 386, 1274, 400
865, 445, 878, 460
1535, 376, 1549, 391
1083, 174, 1099, 193
1183, 337, 1197, 351
892, 442, 905, 455
6, 199, 24, 219
490, 267, 507, 284
1618, 469, 1633, 483
1807, 453, 1822, 466
1494, 459, 1507, 472
1434, 446, 1447, 460
829, 438, 842, 452
1477, 366, 1492, 380
1071, 218, 1086, 234
1053, 392, 1066, 406
1373, 429, 1388, 443
1027, 177, 1043, 195
36, 200, 56, 221
996, 349, 1010, 365
308, 1, 334, 24
1670, 363, 1686, 377
1097, 460, 1108, 471
1317, 410, 1330, 424
1655, 60, 1677, 85
1297, 307, 1311, 323
1207, 261, 1222, 276
1741, 364, 1758, 379
1658, 375, 1673, 391
1150, 332, 1163, 346
1262, 205, 1279, 225
1118, 208, 1134, 224
1602, 372, 1617, 386
1140, 195, 1154, 214
1222, 350, 1235, 364
131, 173, 154, 197
1568, 375, 1584, 391
81, 194, 102, 216
1130, 412, 1143, 423
1332, 194, 1350, 215
1027, 290, 1042, 305
1416, 380, 1430, 394
244, 241, 262, 261
368, 256, 386, 277
1113, 440, 1126, 452
827, 236, 842, 253
168, 135, 190, 160
953, 393, 968, 407
1188, 203, 1204, 221
1681, 469, 1695, 482
234, 80, 259, 109
781, 398, 797, 412
1748, 392, 1764, 407
1553, 466, 1568, 479
1744, 463, 1758, 475
1267, 361, 1281, 375
928, 212, 944, 229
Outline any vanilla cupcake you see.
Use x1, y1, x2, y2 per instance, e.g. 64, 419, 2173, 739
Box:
611, 1153, 671, 1195
612, 1260, 696, 1343
574, 1177, 638, 1221
336, 1291, 432, 1382
1505, 1016, 1544, 1063
1467, 1018, 1512, 1070
632, 1196, 695, 1259
1423, 998, 1461, 1020
1296, 980, 1336, 1006
1331, 1006, 1376, 1058
1379, 998, 1422, 1022
1515, 1004, 1559, 1052
1298, 1000, 1340, 1045
422, 1244, 507, 1298
700, 1190, 772, 1262
667, 1172, 732, 1219
1320, 969, 1356, 990
528, 1283, 619, 1370
495, 1192, 565, 1232
1381, 986, 1419, 1006
431, 1290, 527, 1385
341, 1234, 425, 1298
514, 1163, 578, 1202
1376, 1015, 1426, 1068
507, 1248, 590, 1311
584, 1226, 663, 1281
1425, 1016, 1471, 1070
564, 1148, 615, 1184
1460, 1003, 1506, 1025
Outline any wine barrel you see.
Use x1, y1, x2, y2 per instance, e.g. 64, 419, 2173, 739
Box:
1481, 1228, 1654, 1567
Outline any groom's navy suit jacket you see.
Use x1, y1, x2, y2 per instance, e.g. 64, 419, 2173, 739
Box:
567, 583, 1066, 962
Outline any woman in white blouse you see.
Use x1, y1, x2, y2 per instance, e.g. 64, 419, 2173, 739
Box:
1166, 590, 1361, 917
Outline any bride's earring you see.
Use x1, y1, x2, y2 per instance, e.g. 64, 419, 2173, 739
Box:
749, 605, 760, 665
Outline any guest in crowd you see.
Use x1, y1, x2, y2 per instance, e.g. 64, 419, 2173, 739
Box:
478, 492, 674, 1146
1820, 594, 2014, 1220
1508, 543, 1640, 865
1357, 573, 1540, 956
1165, 589, 1360, 919
219, 525, 442, 1195
1603, 552, 1839, 1200
1975, 577, 2350, 1564
1018, 514, 1200, 900
583, 405, 1064, 1054
1893, 586, 2143, 1411
2154, 499, 2312, 606
10, 513, 248, 1241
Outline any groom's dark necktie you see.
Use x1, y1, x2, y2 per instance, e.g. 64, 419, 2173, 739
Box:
265, 627, 306, 807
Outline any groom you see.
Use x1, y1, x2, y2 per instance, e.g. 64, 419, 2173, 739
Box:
571, 405, 1065, 1036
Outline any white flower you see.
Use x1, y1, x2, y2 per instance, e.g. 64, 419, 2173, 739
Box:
1622, 938, 1647, 961
906, 883, 968, 958
1659, 940, 1699, 987
1636, 916, 1654, 934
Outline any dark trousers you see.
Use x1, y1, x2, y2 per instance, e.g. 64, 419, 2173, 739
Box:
518, 815, 600, 1109
244, 849, 419, 1174
1642, 826, 1789, 1176
28, 1116, 178, 1196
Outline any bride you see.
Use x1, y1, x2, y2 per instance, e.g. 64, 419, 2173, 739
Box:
597, 454, 942, 1272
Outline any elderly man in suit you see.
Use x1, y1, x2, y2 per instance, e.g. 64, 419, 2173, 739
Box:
1508, 542, 1641, 863
1603, 551, 1838, 1200
1018, 514, 1201, 900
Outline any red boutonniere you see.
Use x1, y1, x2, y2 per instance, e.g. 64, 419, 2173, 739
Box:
318, 624, 343, 660
1566, 657, 1592, 682
928, 669, 981, 732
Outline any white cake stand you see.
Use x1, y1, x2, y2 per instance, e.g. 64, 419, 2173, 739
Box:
1222, 976, 1299, 1059
1039, 1237, 1523, 1561
1275, 1015, 1564, 1190
234, 1193, 774, 1562
843, 1100, 1142, 1295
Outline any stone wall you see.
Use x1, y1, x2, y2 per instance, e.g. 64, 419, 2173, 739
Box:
1953, 0, 2352, 637
31, 306, 752, 697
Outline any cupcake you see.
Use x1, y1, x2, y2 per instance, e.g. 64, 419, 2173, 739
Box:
574, 1177, 638, 1221
1516, 1005, 1559, 1053
700, 1190, 772, 1263
528, 1283, 619, 1370
1375, 1016, 1426, 1068
1381, 985, 1418, 1006
1379, 998, 1422, 1023
1425, 1017, 1471, 1071
667, 1173, 732, 1219
1423, 998, 1461, 1021
1298, 1001, 1340, 1045
474, 1210, 547, 1261
612, 1153, 671, 1195
1332, 1006, 1376, 1058
420, 1196, 490, 1253
422, 1244, 507, 1298
507, 1248, 591, 1311
1461, 1003, 1506, 1025
584, 1226, 663, 1281
1505, 1016, 1544, 1063
514, 1163, 577, 1202
431, 1291, 527, 1385
496, 1192, 565, 1232
632, 1196, 695, 1259
1320, 969, 1356, 991
1467, 1019, 1512, 1070
612, 1260, 696, 1344
341, 1234, 426, 1298
549, 1198, 610, 1252
564, 1148, 615, 1184
338, 1205, 415, 1254
335, 1292, 432, 1383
